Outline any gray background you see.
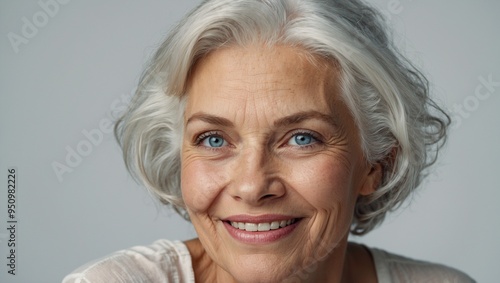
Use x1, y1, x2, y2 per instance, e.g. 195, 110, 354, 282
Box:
1, 1, 498, 282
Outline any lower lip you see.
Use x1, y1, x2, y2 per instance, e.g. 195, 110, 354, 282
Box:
223, 220, 300, 244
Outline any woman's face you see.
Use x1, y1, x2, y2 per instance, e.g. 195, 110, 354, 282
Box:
181, 45, 380, 282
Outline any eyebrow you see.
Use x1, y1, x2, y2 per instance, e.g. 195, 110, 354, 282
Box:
186, 110, 338, 128
273, 110, 339, 128
186, 112, 234, 127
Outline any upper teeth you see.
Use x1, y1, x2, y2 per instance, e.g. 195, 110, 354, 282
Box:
230, 219, 296, 232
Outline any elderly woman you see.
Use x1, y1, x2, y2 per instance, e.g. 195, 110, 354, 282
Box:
64, 0, 475, 282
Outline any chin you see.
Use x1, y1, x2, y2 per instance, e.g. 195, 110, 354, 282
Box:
222, 252, 316, 283
226, 259, 293, 283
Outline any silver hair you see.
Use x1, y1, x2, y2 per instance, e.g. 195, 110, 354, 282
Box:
115, 0, 450, 235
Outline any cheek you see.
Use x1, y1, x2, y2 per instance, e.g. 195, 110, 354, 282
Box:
288, 156, 357, 246
181, 157, 226, 214
290, 157, 355, 210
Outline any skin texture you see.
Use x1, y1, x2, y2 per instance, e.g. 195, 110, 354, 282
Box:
181, 45, 381, 283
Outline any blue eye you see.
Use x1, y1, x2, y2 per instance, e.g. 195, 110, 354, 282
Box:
201, 135, 227, 148
288, 133, 316, 146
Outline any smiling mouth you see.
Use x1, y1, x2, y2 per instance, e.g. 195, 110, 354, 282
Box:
226, 218, 299, 232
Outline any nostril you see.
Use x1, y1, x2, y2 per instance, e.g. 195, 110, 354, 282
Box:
261, 194, 276, 200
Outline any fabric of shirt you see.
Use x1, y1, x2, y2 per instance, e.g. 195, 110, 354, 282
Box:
62, 239, 475, 283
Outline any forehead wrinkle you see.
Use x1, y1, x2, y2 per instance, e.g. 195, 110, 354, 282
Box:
236, 88, 272, 132
186, 44, 347, 130
225, 73, 297, 98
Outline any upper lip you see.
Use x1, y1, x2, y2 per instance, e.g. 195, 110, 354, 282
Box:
222, 214, 300, 223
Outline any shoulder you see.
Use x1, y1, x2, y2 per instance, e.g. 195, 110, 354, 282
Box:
369, 247, 476, 283
62, 239, 195, 283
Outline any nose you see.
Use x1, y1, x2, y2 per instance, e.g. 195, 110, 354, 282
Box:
227, 147, 285, 205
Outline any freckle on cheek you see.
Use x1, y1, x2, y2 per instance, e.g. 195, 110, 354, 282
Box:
182, 165, 222, 213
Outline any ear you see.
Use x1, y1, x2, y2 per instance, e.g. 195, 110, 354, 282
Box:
358, 163, 382, 196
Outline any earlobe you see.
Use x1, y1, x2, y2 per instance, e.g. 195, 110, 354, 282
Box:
359, 163, 382, 196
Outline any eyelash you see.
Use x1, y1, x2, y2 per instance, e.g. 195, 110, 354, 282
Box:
193, 130, 323, 150
194, 131, 221, 144
286, 130, 323, 149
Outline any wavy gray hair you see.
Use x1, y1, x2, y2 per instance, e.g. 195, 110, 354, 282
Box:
115, 0, 449, 235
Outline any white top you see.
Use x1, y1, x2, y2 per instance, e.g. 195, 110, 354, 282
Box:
62, 239, 475, 283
